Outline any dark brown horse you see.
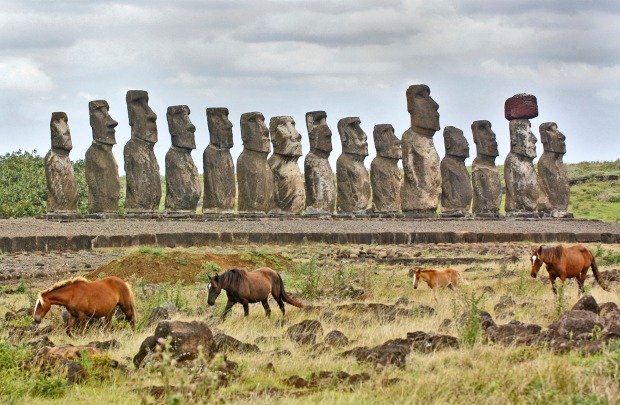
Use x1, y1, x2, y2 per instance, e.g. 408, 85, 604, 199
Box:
33, 276, 138, 336
207, 267, 304, 318
530, 244, 608, 294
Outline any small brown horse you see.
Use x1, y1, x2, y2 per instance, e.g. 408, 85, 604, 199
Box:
413, 267, 463, 303
530, 244, 608, 293
33, 276, 138, 336
207, 267, 304, 318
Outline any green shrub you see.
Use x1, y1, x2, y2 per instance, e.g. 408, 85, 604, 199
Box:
456, 291, 487, 347
0, 150, 47, 217
138, 246, 165, 256
198, 261, 222, 283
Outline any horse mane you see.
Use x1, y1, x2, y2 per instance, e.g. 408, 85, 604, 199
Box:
217, 268, 246, 289
541, 245, 564, 262
41, 276, 89, 294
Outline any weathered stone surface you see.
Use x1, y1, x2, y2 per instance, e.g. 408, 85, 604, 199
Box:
124, 90, 161, 213
537, 122, 570, 215
45, 112, 78, 213
571, 295, 600, 315
164, 105, 201, 213
371, 124, 402, 213
145, 306, 170, 327
133, 320, 215, 368
440, 126, 472, 215
85, 100, 120, 213
286, 319, 324, 345
237, 112, 274, 213
401, 85, 440, 215
504, 93, 538, 120
458, 310, 496, 331
214, 332, 260, 353
324, 330, 349, 348
336, 117, 370, 213
268, 116, 305, 214
471, 120, 502, 215
547, 310, 605, 340
304, 111, 336, 214
203, 108, 235, 214
504, 119, 540, 214
486, 320, 542, 345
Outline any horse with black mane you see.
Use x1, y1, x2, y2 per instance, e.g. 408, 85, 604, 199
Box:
33, 276, 138, 336
207, 267, 304, 318
530, 244, 608, 294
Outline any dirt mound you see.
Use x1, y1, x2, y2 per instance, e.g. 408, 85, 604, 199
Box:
85, 250, 292, 284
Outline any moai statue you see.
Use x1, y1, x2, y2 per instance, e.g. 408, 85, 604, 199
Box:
236, 112, 274, 213
401, 84, 441, 217
370, 124, 402, 213
537, 122, 571, 217
85, 100, 120, 215
45, 112, 78, 214
203, 107, 235, 214
336, 117, 370, 214
304, 111, 336, 215
471, 120, 502, 217
164, 105, 201, 214
268, 116, 305, 214
124, 90, 162, 213
503, 93, 540, 216
440, 126, 472, 216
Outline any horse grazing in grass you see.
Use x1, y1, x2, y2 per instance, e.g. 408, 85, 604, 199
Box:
413, 267, 463, 303
207, 267, 304, 318
33, 276, 138, 336
530, 244, 608, 294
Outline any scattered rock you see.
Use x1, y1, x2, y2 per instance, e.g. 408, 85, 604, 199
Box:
324, 330, 349, 348
458, 310, 496, 331
600, 302, 620, 317
286, 320, 324, 345
214, 333, 260, 353
571, 295, 599, 315
145, 306, 170, 327
486, 320, 542, 346
88, 339, 120, 351
547, 310, 605, 341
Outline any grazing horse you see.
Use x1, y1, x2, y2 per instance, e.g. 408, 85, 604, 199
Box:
413, 267, 463, 303
33, 276, 138, 336
207, 267, 304, 318
530, 244, 608, 294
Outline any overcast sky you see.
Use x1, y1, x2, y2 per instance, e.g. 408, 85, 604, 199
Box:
1, 0, 619, 174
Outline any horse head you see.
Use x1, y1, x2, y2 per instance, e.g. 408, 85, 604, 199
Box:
413, 268, 422, 289
207, 274, 221, 306
33, 293, 51, 323
530, 246, 543, 278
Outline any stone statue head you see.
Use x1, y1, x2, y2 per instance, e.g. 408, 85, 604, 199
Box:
89, 100, 118, 145
406, 84, 440, 132
126, 90, 158, 143
338, 117, 368, 157
206, 107, 233, 149
539, 122, 566, 154
270, 116, 302, 157
50, 112, 72, 151
240, 112, 270, 153
509, 119, 537, 159
167, 105, 196, 150
306, 110, 327, 134
443, 126, 469, 158
373, 124, 402, 159
472, 120, 499, 158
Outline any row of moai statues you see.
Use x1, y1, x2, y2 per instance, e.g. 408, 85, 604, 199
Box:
45, 88, 570, 218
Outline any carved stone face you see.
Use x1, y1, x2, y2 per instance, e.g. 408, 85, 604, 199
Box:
472, 120, 499, 158
338, 117, 368, 157
309, 124, 333, 153
406, 84, 440, 132
207, 108, 233, 149
270, 116, 302, 157
509, 119, 537, 159
241, 112, 270, 153
540, 122, 566, 154
306, 110, 327, 134
374, 124, 402, 159
126, 90, 158, 143
50, 112, 72, 151
444, 126, 469, 158
89, 100, 118, 145
167, 105, 196, 150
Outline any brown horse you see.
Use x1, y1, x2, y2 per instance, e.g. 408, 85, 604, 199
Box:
207, 267, 304, 318
33, 276, 138, 336
413, 267, 463, 303
530, 244, 608, 294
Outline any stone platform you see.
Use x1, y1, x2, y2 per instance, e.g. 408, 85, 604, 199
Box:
0, 217, 619, 253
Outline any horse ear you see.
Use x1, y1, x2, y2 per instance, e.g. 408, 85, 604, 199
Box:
538, 246, 543, 254
531, 246, 537, 254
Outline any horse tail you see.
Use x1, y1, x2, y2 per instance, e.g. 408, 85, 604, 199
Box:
126, 281, 139, 325
277, 273, 304, 308
590, 255, 609, 291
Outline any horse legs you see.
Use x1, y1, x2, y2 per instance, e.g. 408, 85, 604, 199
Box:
66, 315, 77, 337
274, 294, 286, 316
549, 275, 557, 294
577, 269, 588, 293
261, 299, 271, 318
241, 300, 250, 316
222, 300, 236, 319
431, 287, 438, 304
